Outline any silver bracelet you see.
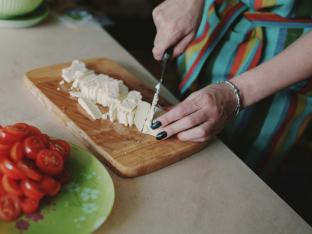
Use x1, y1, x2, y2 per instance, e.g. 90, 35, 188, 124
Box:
217, 80, 242, 117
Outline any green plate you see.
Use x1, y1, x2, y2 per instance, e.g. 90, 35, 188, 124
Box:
0, 144, 115, 234
0, 4, 48, 28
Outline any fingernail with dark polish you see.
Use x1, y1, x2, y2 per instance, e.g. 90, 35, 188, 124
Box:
151, 121, 162, 129
156, 131, 167, 140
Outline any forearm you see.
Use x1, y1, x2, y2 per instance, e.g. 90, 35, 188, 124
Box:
232, 31, 312, 108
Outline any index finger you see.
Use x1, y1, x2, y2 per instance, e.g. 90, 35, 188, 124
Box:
155, 100, 200, 127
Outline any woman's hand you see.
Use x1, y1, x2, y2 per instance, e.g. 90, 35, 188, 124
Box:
152, 84, 238, 142
152, 0, 204, 60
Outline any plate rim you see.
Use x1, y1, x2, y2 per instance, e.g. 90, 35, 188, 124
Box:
0, 4, 48, 28
70, 143, 116, 232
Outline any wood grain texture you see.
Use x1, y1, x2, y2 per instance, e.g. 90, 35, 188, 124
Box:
24, 58, 207, 177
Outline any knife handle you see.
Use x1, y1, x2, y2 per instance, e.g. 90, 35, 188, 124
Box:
162, 46, 174, 67
163, 46, 174, 60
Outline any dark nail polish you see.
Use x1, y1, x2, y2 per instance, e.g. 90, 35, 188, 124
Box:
156, 131, 167, 140
151, 121, 162, 130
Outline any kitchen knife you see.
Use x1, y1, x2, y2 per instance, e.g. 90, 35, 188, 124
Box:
141, 47, 174, 133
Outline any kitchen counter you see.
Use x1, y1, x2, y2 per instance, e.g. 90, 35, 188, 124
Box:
0, 15, 310, 234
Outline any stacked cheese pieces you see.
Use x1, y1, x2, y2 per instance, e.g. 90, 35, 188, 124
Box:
61, 60, 160, 136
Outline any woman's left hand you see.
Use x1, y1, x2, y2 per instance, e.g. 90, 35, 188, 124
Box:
152, 84, 238, 142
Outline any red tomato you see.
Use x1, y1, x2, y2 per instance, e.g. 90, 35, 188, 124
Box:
21, 197, 39, 214
0, 181, 5, 196
0, 194, 21, 222
21, 179, 44, 200
27, 125, 42, 136
40, 176, 61, 196
36, 150, 64, 176
0, 153, 9, 163
13, 123, 29, 129
56, 169, 71, 185
2, 175, 23, 196
0, 141, 13, 153
49, 139, 70, 160
0, 153, 9, 164
18, 161, 42, 181
1, 160, 26, 180
37, 134, 49, 147
4, 125, 29, 140
10, 142, 24, 163
0, 129, 19, 144
23, 136, 46, 160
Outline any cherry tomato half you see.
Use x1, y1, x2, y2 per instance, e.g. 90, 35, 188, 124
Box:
0, 129, 20, 144
1, 160, 26, 180
18, 161, 42, 182
10, 142, 24, 163
36, 150, 64, 176
21, 179, 44, 200
40, 176, 61, 196
23, 136, 46, 160
0, 194, 21, 222
49, 139, 70, 160
0, 141, 13, 154
37, 134, 49, 147
0, 180, 5, 196
2, 175, 23, 197
4, 125, 29, 140
0, 153, 9, 164
21, 197, 39, 214
27, 125, 42, 136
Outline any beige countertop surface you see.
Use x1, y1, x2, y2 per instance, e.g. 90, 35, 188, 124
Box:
0, 16, 311, 234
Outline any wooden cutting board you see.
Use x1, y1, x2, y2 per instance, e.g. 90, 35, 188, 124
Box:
24, 58, 207, 177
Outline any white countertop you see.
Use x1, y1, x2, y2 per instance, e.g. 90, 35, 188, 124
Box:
0, 16, 311, 234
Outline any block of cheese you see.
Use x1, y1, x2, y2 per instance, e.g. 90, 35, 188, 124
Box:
62, 60, 91, 83
61, 60, 164, 136
134, 101, 151, 132
133, 101, 160, 136
78, 97, 102, 120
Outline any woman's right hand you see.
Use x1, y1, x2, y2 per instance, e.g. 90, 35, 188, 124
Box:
152, 0, 204, 60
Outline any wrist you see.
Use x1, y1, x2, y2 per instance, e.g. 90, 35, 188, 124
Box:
230, 70, 260, 108
217, 81, 242, 117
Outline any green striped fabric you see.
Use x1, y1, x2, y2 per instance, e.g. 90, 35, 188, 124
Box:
177, 0, 312, 178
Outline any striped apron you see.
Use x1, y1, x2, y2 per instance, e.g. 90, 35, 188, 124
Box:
177, 0, 312, 178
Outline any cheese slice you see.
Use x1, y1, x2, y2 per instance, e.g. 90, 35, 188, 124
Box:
78, 97, 102, 120
63, 60, 165, 136
134, 101, 162, 136
69, 91, 83, 98
142, 107, 165, 136
62, 60, 89, 83
134, 101, 151, 132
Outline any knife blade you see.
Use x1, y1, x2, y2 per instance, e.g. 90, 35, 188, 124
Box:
141, 47, 174, 133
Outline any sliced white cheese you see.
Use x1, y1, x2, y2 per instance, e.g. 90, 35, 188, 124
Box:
142, 107, 165, 136
63, 60, 165, 136
69, 91, 82, 98
127, 111, 135, 127
117, 110, 128, 126
78, 97, 102, 120
134, 101, 151, 132
108, 101, 119, 122
62, 60, 89, 83
102, 112, 109, 120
